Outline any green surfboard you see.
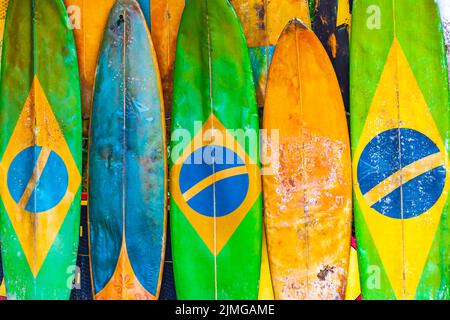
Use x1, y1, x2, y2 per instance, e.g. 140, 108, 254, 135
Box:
351, 0, 449, 300
170, 0, 262, 300
0, 0, 81, 299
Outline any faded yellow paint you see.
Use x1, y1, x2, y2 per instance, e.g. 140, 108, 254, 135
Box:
352, 38, 450, 300
337, 0, 351, 29
230, 0, 310, 47
150, 0, 184, 121
63, 0, 115, 137
0, 77, 81, 277
263, 21, 352, 300
266, 0, 310, 45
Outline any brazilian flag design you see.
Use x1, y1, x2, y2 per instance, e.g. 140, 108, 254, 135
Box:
170, 0, 262, 299
0, 0, 81, 299
351, 0, 449, 300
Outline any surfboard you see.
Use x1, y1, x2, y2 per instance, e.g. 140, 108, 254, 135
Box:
228, 0, 310, 300
64, 0, 115, 189
438, 0, 450, 82
312, 0, 351, 111
0, 0, 7, 301
351, 0, 450, 300
229, 0, 310, 110
89, 0, 166, 300
170, 0, 262, 300
0, 0, 82, 300
263, 19, 352, 300
63, 0, 115, 301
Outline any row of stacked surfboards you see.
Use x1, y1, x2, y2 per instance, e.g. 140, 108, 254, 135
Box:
0, 0, 449, 300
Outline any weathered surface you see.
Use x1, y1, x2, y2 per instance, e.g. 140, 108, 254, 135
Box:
229, 0, 310, 300
312, 0, 351, 111
89, 0, 166, 300
0, 0, 7, 300
170, 0, 262, 300
438, 0, 450, 83
149, 0, 184, 134
351, 0, 450, 300
263, 20, 352, 300
63, 0, 115, 192
229, 0, 310, 109
0, 0, 81, 300
62, 0, 115, 301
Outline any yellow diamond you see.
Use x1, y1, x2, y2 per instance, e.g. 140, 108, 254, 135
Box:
0, 76, 81, 277
353, 38, 450, 299
170, 114, 261, 255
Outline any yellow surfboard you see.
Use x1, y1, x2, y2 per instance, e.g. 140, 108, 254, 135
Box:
263, 20, 352, 300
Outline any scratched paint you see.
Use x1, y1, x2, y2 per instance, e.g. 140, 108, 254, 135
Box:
89, 0, 166, 300
0, 0, 81, 300
351, 0, 450, 300
263, 20, 352, 300
438, 0, 450, 83
312, 0, 351, 111
229, 0, 310, 109
170, 0, 262, 300
228, 0, 309, 300
149, 0, 184, 135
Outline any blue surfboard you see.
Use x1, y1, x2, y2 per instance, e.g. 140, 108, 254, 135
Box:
88, 0, 166, 300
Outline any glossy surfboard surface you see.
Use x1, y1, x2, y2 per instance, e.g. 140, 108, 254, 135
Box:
0, 0, 7, 300
438, 0, 450, 82
149, 0, 184, 133
263, 20, 352, 300
89, 0, 166, 300
170, 0, 262, 300
312, 0, 351, 111
351, 0, 450, 300
229, 0, 310, 109
0, 0, 81, 300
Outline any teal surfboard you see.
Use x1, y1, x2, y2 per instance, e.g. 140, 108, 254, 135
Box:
89, 0, 167, 300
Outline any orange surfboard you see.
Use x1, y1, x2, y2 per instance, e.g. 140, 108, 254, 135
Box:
263, 19, 352, 300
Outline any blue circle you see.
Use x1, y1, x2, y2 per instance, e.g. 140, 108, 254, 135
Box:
357, 128, 446, 219
179, 146, 249, 217
7, 146, 69, 213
